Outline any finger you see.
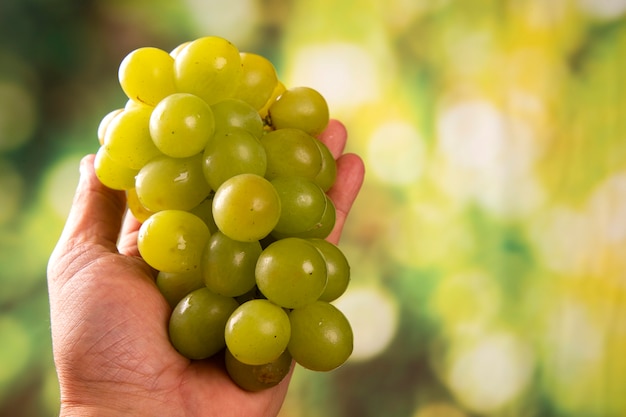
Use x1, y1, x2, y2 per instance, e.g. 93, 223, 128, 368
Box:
317, 119, 347, 159
326, 153, 365, 245
118, 210, 142, 257
55, 154, 126, 252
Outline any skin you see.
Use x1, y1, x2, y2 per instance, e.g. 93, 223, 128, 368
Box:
47, 119, 365, 417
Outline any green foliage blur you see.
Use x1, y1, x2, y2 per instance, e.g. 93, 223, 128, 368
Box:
1, 0, 626, 416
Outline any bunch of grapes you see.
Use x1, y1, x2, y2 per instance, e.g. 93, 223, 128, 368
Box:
95, 36, 353, 391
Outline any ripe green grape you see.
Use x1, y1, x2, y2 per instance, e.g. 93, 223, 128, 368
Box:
97, 108, 123, 146
202, 231, 261, 297
255, 238, 327, 309
211, 98, 264, 139
103, 106, 162, 170
135, 153, 211, 212
174, 36, 242, 105
273, 194, 336, 240
271, 176, 327, 235
259, 81, 285, 119
225, 299, 291, 365
118, 47, 177, 106
94, 146, 138, 191
126, 187, 155, 223
189, 197, 219, 234
137, 209, 210, 273
288, 300, 353, 371
268, 86, 329, 136
261, 128, 322, 181
202, 128, 267, 191
225, 348, 292, 392
169, 41, 190, 58
157, 269, 205, 309
307, 238, 350, 302
149, 93, 215, 158
231, 52, 279, 111
169, 287, 239, 359
212, 173, 281, 242
313, 139, 337, 191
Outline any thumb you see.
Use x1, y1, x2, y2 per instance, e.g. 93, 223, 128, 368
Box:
48, 154, 127, 278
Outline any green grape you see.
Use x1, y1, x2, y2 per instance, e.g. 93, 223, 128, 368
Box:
288, 300, 353, 371
149, 93, 215, 158
313, 139, 337, 191
94, 146, 138, 191
189, 197, 218, 234
135, 153, 211, 212
103, 106, 162, 170
225, 348, 292, 392
169, 287, 239, 360
137, 209, 210, 273
202, 231, 261, 297
126, 187, 155, 223
261, 128, 322, 181
273, 194, 336, 240
97, 108, 123, 146
271, 176, 327, 235
157, 269, 205, 309
174, 36, 242, 105
255, 238, 327, 309
211, 98, 264, 139
124, 98, 153, 111
225, 299, 291, 365
169, 41, 190, 58
212, 173, 281, 242
307, 238, 350, 302
231, 52, 279, 111
259, 81, 285, 120
202, 128, 267, 191
118, 47, 177, 106
268, 86, 329, 136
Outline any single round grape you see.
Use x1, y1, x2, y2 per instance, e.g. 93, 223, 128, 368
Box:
135, 153, 211, 212
202, 231, 261, 297
271, 176, 327, 235
169, 287, 239, 360
94, 146, 138, 191
255, 238, 327, 309
231, 52, 279, 111
189, 197, 219, 234
137, 210, 210, 273
307, 238, 350, 302
126, 187, 155, 223
169, 41, 190, 58
313, 139, 337, 192
103, 106, 162, 170
211, 98, 264, 139
261, 128, 322, 181
259, 81, 286, 119
157, 269, 205, 309
174, 36, 242, 105
268, 86, 329, 136
149, 93, 215, 158
202, 128, 267, 191
212, 173, 281, 242
288, 300, 353, 371
225, 348, 292, 392
97, 108, 123, 146
273, 194, 336, 240
225, 299, 291, 365
118, 47, 176, 106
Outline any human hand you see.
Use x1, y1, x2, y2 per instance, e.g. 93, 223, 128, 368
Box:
47, 119, 365, 417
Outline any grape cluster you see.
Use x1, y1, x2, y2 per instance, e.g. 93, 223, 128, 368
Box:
95, 36, 353, 391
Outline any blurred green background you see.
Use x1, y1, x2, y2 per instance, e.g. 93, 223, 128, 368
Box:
2, 0, 626, 416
